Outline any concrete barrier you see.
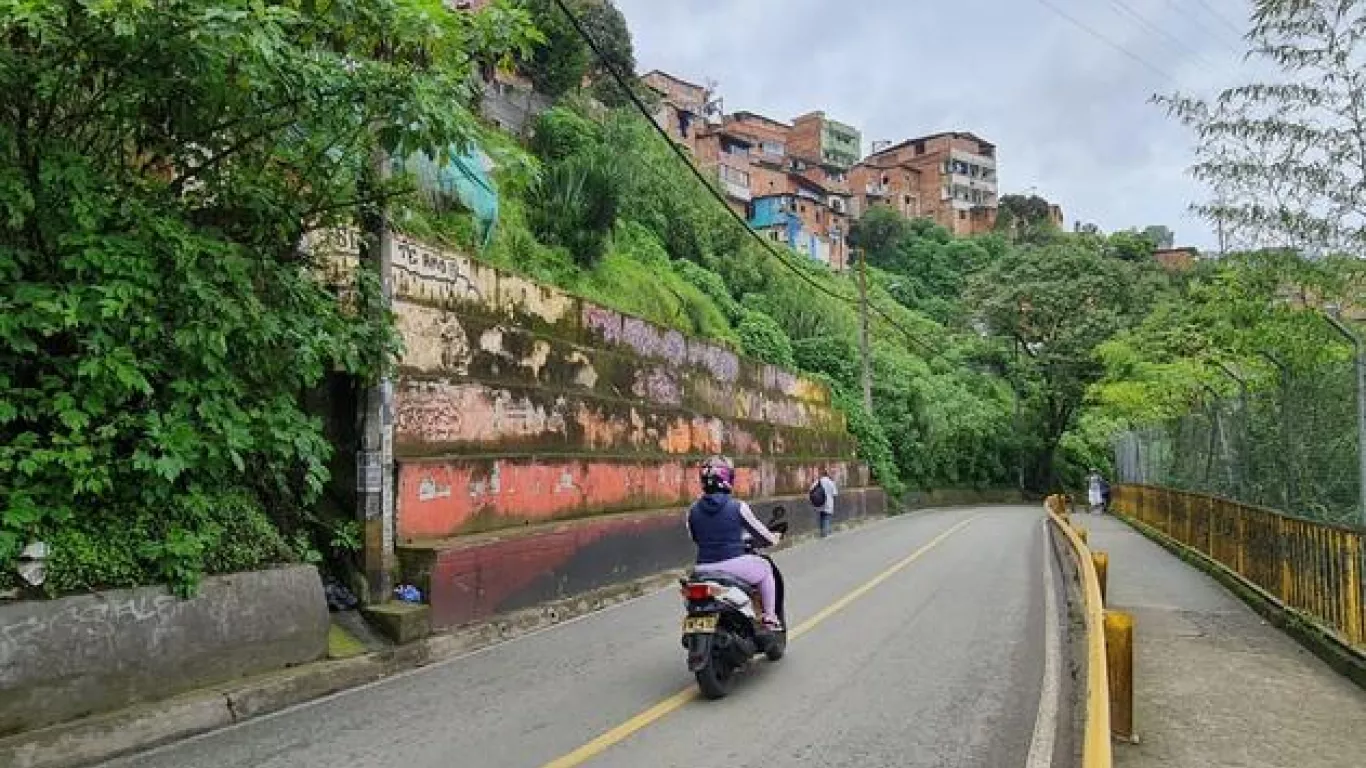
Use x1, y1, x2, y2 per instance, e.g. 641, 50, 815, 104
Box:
1046, 495, 1114, 768
0, 565, 328, 736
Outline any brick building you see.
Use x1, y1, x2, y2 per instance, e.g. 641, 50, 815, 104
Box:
789, 111, 862, 171
693, 126, 754, 215
852, 132, 999, 236
641, 70, 711, 153
720, 111, 852, 269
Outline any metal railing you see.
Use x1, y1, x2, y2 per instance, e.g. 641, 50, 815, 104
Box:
1113, 485, 1366, 648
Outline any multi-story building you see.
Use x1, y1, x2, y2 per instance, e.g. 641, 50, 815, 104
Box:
789, 112, 862, 171
641, 70, 711, 153
640, 72, 858, 269
852, 132, 999, 236
694, 126, 754, 215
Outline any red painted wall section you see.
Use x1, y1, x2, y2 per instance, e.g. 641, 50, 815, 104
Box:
396, 458, 860, 540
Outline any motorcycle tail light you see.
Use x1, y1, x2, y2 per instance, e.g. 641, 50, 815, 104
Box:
682, 583, 715, 601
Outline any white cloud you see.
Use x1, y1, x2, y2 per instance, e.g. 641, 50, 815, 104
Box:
613, 0, 1262, 250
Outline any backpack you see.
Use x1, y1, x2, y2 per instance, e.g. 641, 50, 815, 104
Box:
808, 480, 827, 508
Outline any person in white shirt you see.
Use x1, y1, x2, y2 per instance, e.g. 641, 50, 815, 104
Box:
813, 468, 838, 538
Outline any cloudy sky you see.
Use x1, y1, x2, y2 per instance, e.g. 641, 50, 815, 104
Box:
613, 0, 1263, 250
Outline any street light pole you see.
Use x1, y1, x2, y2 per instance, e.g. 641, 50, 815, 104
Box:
856, 247, 873, 413
1321, 308, 1366, 528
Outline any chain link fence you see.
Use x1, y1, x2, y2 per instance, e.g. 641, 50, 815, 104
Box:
1113, 359, 1362, 527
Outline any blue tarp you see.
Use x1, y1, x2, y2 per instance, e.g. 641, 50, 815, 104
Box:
399, 145, 500, 248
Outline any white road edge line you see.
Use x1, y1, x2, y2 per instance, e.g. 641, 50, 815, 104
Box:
1026, 517, 1062, 768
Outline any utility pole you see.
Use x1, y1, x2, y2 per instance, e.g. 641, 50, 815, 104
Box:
357, 147, 396, 604
856, 247, 873, 413
1322, 308, 1366, 528
1013, 337, 1024, 492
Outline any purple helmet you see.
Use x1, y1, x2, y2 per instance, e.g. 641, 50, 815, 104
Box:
699, 455, 735, 493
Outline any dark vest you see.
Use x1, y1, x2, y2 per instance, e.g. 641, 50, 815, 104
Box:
688, 493, 745, 564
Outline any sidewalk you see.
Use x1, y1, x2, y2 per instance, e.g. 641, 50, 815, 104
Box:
1084, 514, 1366, 768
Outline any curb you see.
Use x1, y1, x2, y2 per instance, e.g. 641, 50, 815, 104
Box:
1115, 512, 1366, 691
0, 514, 883, 768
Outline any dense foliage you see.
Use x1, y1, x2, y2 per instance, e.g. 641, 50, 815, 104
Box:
0, 0, 536, 594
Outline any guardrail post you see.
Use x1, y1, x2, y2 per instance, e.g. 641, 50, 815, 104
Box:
1104, 609, 1136, 743
1092, 551, 1109, 605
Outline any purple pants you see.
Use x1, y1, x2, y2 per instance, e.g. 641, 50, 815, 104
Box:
697, 554, 777, 622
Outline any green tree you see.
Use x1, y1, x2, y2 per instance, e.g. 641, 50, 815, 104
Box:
848, 205, 910, 264
578, 0, 637, 107
517, 0, 590, 98
1142, 225, 1175, 249
0, 0, 535, 593
1158, 0, 1366, 251
995, 194, 1060, 244
970, 237, 1158, 488
1107, 230, 1158, 262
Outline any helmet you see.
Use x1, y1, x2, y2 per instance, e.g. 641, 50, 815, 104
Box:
699, 455, 735, 493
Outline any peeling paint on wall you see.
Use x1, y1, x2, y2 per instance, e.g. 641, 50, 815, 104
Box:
396, 302, 471, 374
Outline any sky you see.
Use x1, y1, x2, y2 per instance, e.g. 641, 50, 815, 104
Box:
612, 0, 1264, 251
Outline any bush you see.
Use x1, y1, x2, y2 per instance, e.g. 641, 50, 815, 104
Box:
737, 309, 795, 368
40, 494, 289, 597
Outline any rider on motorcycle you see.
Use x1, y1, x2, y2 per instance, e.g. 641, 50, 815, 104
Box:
686, 455, 783, 631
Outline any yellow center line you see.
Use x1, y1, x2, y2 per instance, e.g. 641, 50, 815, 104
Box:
538, 515, 978, 768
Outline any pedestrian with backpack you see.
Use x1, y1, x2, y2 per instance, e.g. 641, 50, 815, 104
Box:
810, 468, 838, 538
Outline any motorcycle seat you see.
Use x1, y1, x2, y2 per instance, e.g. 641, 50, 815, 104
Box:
685, 571, 754, 593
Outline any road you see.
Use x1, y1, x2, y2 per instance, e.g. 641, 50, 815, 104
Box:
107, 506, 1063, 768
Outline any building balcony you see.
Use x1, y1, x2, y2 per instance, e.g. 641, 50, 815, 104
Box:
949, 148, 997, 169
948, 173, 998, 193
722, 179, 752, 201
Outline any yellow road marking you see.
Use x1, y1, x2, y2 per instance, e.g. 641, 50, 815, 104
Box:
538, 516, 978, 768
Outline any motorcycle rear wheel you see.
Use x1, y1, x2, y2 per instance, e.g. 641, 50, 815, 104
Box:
694, 659, 736, 699
764, 632, 787, 661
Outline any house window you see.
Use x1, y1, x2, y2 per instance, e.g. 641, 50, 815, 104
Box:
903, 194, 912, 205
959, 210, 967, 220
915, 141, 926, 155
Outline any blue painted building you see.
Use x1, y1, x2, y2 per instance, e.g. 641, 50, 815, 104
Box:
748, 193, 832, 265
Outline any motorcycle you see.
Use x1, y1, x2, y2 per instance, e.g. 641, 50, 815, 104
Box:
678, 506, 790, 699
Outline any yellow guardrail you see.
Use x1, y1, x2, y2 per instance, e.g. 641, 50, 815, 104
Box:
1113, 485, 1366, 648
1045, 494, 1113, 768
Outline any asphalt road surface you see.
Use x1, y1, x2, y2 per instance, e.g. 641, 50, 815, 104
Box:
107, 506, 1062, 768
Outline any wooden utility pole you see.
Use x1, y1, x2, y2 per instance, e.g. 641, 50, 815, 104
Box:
856, 248, 873, 413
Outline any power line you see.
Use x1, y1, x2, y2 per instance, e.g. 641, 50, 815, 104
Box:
548, 0, 938, 357
1192, 0, 1248, 40
1161, 0, 1245, 52
1030, 0, 1180, 85
1104, 0, 1221, 71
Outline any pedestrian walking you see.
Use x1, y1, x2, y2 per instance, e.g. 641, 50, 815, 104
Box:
1086, 468, 1106, 514
809, 468, 838, 537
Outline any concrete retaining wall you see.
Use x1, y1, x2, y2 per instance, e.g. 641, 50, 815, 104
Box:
305, 230, 864, 542
0, 565, 328, 736
306, 230, 876, 633
400, 486, 887, 629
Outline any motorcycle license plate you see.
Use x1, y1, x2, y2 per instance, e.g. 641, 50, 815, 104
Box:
682, 615, 718, 634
